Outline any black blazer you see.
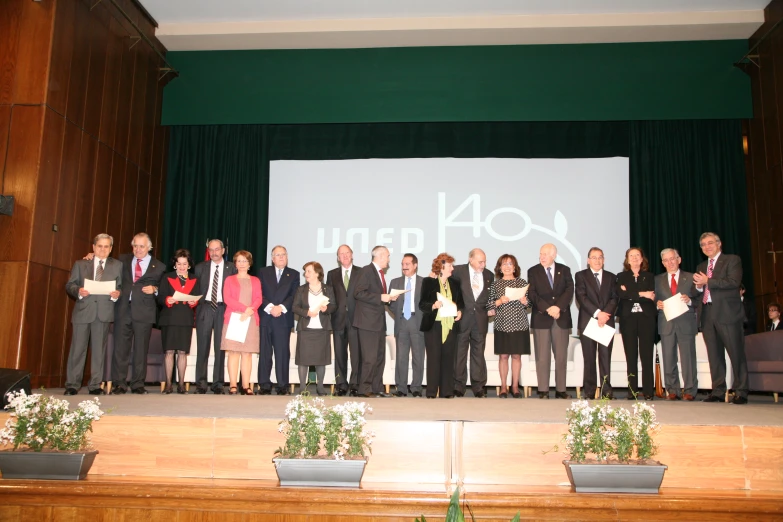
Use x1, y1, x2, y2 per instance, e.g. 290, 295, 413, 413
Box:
115, 254, 166, 324
451, 264, 494, 334
259, 265, 300, 329
616, 270, 656, 318
574, 269, 618, 331
768, 321, 781, 332
194, 260, 237, 321
695, 254, 744, 325
293, 283, 337, 331
352, 263, 388, 332
326, 265, 358, 332
527, 263, 574, 329
418, 276, 466, 333
157, 271, 198, 327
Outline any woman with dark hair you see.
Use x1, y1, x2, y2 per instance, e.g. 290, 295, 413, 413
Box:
157, 249, 198, 394
221, 250, 263, 395
293, 261, 337, 395
487, 254, 531, 398
419, 253, 465, 399
616, 247, 656, 400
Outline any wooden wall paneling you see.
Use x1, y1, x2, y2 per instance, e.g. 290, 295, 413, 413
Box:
140, 55, 160, 173
72, 134, 98, 259
127, 47, 149, 167
90, 143, 113, 240
0, 105, 44, 262
40, 267, 70, 388
146, 173, 161, 245
19, 262, 50, 379
106, 151, 125, 242
98, 16, 124, 147
52, 121, 83, 272
46, 0, 77, 118
82, 0, 111, 139
113, 32, 137, 158
158, 127, 168, 247
0, 262, 28, 368
120, 162, 138, 247
134, 171, 149, 245
30, 109, 65, 267
12, 0, 54, 105
759, 38, 781, 172
0, 0, 23, 105
0, 105, 10, 176
64, 0, 92, 130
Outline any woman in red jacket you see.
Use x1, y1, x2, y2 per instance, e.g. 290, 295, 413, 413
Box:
221, 250, 263, 395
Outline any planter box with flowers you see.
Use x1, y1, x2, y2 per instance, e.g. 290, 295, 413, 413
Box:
558, 398, 667, 493
273, 395, 374, 487
0, 390, 105, 480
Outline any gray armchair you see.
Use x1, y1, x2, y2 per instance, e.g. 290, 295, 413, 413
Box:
745, 330, 783, 402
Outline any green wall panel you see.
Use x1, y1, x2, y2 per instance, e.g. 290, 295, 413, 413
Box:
162, 40, 751, 125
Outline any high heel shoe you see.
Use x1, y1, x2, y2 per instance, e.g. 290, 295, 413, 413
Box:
499, 388, 508, 398
162, 385, 173, 395
177, 384, 187, 394
242, 387, 254, 396
512, 389, 522, 399
229, 387, 238, 395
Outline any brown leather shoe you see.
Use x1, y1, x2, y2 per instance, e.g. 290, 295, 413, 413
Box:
665, 393, 681, 401
683, 394, 696, 401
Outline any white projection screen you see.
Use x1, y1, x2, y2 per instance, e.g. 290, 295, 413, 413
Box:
268, 157, 630, 334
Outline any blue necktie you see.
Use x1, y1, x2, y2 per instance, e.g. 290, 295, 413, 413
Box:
403, 278, 411, 320
547, 266, 554, 289
277, 269, 282, 283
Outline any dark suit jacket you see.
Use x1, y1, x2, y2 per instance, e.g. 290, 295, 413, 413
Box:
157, 271, 198, 327
194, 260, 238, 321
418, 276, 466, 333
527, 263, 574, 329
616, 270, 656, 317
451, 264, 494, 334
66, 257, 123, 324
388, 274, 425, 334
293, 283, 337, 331
259, 265, 300, 329
654, 271, 699, 336
696, 253, 743, 325
326, 265, 359, 332
352, 263, 388, 332
115, 254, 166, 324
768, 321, 781, 331
574, 268, 618, 332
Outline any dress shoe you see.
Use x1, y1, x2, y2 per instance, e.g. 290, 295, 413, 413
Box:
512, 391, 522, 399
393, 391, 407, 397
177, 385, 187, 394
162, 385, 173, 395
195, 387, 208, 395
499, 392, 508, 399
442, 395, 454, 399
131, 387, 148, 395
702, 395, 722, 402
375, 392, 391, 398
643, 394, 655, 401
361, 393, 373, 398
683, 394, 696, 401
88, 388, 105, 395
110, 387, 127, 395
603, 394, 615, 400
64, 388, 78, 396
211, 387, 225, 395
626, 394, 637, 400
555, 391, 572, 399
228, 387, 238, 395
276, 388, 290, 396
412, 391, 422, 397
258, 388, 272, 396
426, 396, 436, 399
474, 391, 486, 398
665, 393, 680, 401
336, 388, 348, 397
453, 390, 464, 397
732, 395, 748, 405
349, 389, 359, 397
538, 392, 549, 399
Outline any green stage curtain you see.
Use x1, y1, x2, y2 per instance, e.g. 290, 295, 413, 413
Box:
164, 120, 751, 293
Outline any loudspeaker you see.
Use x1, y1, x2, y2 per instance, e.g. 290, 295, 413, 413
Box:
0, 369, 32, 407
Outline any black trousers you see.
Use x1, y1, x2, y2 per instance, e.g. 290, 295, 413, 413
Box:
195, 303, 227, 391
258, 324, 292, 391
580, 333, 614, 398
112, 314, 153, 391
424, 322, 457, 398
357, 328, 385, 395
333, 324, 360, 391
619, 314, 656, 396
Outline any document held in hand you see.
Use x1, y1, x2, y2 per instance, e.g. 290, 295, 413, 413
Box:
389, 288, 411, 298
309, 294, 330, 311
504, 285, 529, 300
172, 291, 202, 303
436, 292, 458, 318
83, 278, 116, 295
583, 317, 615, 346
663, 293, 689, 321
225, 312, 251, 343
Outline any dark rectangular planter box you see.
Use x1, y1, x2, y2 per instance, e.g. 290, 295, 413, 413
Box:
0, 450, 98, 480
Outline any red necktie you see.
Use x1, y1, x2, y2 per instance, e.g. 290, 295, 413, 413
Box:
134, 258, 142, 283
379, 269, 387, 294
670, 274, 677, 295
702, 258, 714, 304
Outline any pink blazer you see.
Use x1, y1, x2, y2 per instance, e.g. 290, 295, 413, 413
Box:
222, 275, 263, 326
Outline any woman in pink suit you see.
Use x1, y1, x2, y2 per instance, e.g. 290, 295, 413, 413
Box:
221, 250, 263, 395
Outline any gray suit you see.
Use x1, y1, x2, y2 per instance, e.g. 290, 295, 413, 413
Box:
655, 271, 699, 397
65, 257, 122, 391
451, 264, 493, 395
388, 274, 425, 393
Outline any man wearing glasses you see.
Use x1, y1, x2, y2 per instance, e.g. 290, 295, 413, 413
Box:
693, 232, 749, 404
258, 245, 300, 395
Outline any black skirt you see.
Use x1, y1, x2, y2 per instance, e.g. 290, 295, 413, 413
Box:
161, 325, 192, 353
494, 330, 530, 355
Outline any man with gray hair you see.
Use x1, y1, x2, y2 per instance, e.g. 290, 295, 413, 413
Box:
326, 244, 360, 396
64, 234, 122, 395
655, 248, 700, 401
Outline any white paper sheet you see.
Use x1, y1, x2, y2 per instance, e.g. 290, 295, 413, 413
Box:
663, 293, 689, 321
309, 294, 330, 311
389, 288, 411, 297
437, 292, 458, 318
505, 285, 529, 300
172, 291, 202, 303
583, 317, 615, 346
225, 312, 251, 343
84, 279, 116, 295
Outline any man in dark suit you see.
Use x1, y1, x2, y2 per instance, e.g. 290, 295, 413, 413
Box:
655, 248, 700, 401
111, 232, 166, 395
388, 253, 425, 397
451, 248, 493, 398
326, 244, 360, 396
353, 245, 398, 397
193, 239, 237, 394
258, 245, 299, 395
64, 234, 122, 395
528, 243, 574, 399
694, 232, 749, 404
574, 247, 617, 400
767, 302, 781, 331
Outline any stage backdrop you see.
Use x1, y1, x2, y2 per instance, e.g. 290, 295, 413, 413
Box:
163, 120, 752, 301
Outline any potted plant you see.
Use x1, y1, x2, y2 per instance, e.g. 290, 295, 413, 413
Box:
273, 395, 374, 487
557, 398, 667, 493
0, 390, 105, 480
